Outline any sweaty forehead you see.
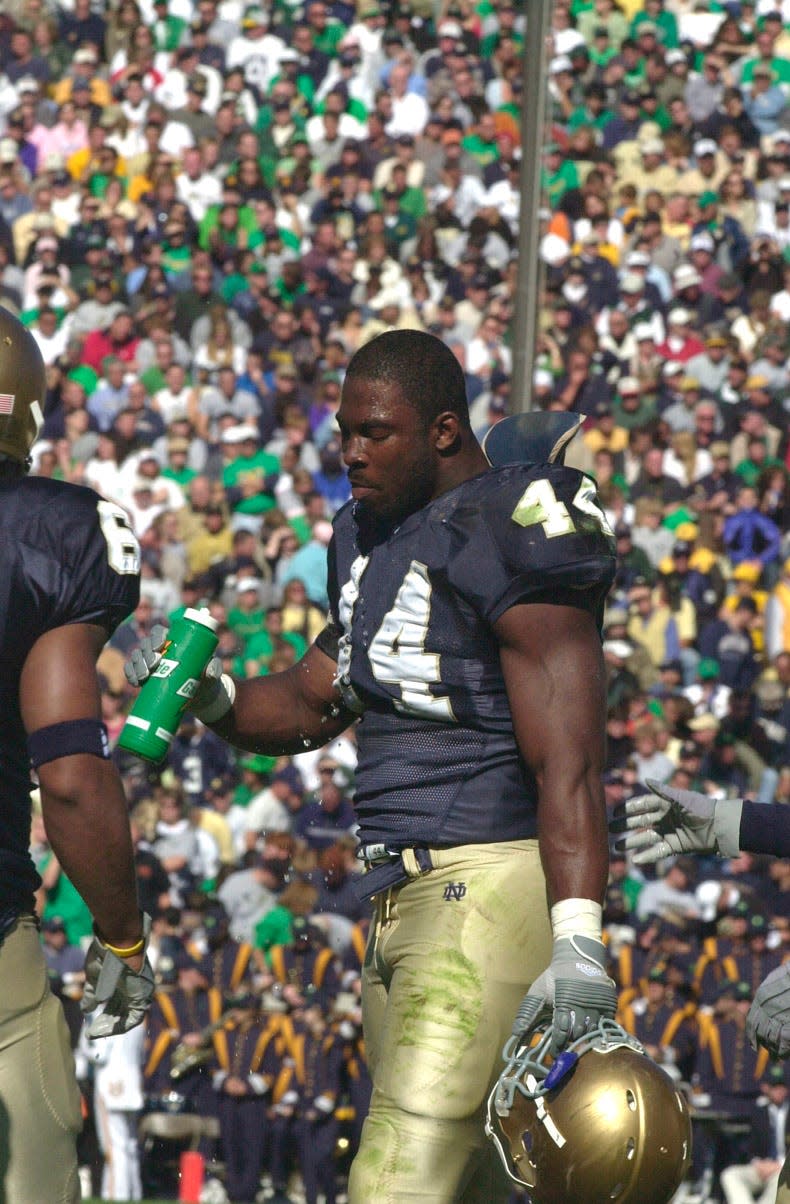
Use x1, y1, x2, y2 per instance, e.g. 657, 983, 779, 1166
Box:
338, 375, 414, 427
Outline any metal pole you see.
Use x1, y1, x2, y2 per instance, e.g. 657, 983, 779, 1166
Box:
512, 0, 553, 413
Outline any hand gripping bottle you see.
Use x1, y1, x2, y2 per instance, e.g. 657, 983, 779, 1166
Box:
118, 608, 219, 764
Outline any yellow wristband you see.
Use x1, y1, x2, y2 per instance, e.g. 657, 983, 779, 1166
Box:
102, 935, 145, 959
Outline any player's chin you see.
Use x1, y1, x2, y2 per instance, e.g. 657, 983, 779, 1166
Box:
355, 491, 391, 519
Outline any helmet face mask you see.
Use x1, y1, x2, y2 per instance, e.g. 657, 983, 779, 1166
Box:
485, 1019, 691, 1204
0, 306, 47, 469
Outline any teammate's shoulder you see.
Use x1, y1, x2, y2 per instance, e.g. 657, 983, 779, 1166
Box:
0, 475, 102, 529
13, 475, 102, 511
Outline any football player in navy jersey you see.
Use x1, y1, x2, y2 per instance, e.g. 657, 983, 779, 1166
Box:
616, 780, 790, 1203
0, 307, 154, 1204
126, 329, 618, 1202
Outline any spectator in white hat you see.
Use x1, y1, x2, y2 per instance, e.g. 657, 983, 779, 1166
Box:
678, 138, 725, 195
657, 306, 706, 363
689, 229, 724, 293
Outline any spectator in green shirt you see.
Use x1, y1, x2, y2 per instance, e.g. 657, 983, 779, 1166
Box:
244, 605, 308, 670
161, 436, 197, 489
568, 81, 615, 131
227, 578, 268, 646
630, 0, 679, 49
542, 141, 579, 208
221, 424, 280, 516
462, 110, 501, 169
198, 194, 265, 259
253, 880, 319, 959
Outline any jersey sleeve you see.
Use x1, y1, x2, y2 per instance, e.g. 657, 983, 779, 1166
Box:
446, 464, 616, 626
45, 486, 141, 635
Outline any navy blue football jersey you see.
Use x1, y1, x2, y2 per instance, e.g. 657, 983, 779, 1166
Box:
0, 476, 140, 916
327, 464, 616, 849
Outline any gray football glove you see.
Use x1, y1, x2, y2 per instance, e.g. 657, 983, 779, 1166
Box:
513, 934, 617, 1054
612, 780, 743, 864
81, 913, 155, 1039
746, 963, 790, 1059
123, 624, 229, 722
123, 623, 169, 688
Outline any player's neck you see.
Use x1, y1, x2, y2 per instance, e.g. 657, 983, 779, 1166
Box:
433, 443, 490, 501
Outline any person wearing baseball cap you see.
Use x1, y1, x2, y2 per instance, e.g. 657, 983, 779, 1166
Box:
683, 328, 731, 395
612, 374, 657, 431
657, 306, 706, 364
689, 228, 724, 293
677, 137, 724, 195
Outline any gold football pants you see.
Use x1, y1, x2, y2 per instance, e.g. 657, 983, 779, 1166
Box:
348, 839, 551, 1203
778, 1156, 789, 1204
0, 915, 82, 1204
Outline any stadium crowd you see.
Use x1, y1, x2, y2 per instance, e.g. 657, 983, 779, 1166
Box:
1, 0, 789, 1198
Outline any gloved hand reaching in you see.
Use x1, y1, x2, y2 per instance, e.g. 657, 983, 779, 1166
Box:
611, 780, 742, 864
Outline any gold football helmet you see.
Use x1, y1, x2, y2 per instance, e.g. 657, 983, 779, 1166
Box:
485, 1018, 691, 1204
0, 306, 46, 467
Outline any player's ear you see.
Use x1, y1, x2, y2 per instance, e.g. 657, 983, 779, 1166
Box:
433, 411, 463, 454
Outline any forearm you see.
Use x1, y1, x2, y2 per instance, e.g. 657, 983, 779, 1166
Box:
209, 646, 353, 755
497, 604, 610, 911
738, 800, 790, 858
538, 768, 610, 910
38, 755, 142, 947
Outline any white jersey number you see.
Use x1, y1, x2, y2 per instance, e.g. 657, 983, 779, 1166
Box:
97, 501, 141, 575
369, 561, 455, 721
512, 477, 614, 540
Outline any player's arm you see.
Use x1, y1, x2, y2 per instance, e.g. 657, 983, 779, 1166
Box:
613, 781, 790, 862
611, 781, 790, 1059
127, 625, 355, 754
210, 642, 354, 755
21, 621, 154, 1036
495, 601, 616, 1050
21, 622, 143, 955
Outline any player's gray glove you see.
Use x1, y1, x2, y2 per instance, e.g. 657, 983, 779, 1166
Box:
611, 780, 742, 864
513, 934, 617, 1054
746, 963, 790, 1059
123, 624, 234, 723
123, 623, 169, 689
81, 913, 155, 1038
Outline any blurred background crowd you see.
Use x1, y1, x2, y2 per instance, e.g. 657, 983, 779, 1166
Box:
1, 0, 789, 1198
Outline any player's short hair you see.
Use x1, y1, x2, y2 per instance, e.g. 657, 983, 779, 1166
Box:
346, 329, 470, 430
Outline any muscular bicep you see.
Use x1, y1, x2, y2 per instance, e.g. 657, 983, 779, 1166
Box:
494, 602, 607, 783
20, 622, 108, 734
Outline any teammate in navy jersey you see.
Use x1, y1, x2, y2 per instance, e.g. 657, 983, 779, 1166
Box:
0, 306, 153, 1204
127, 329, 618, 1203
616, 780, 790, 1203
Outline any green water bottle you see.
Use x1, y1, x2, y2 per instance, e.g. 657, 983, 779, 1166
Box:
118, 607, 219, 764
